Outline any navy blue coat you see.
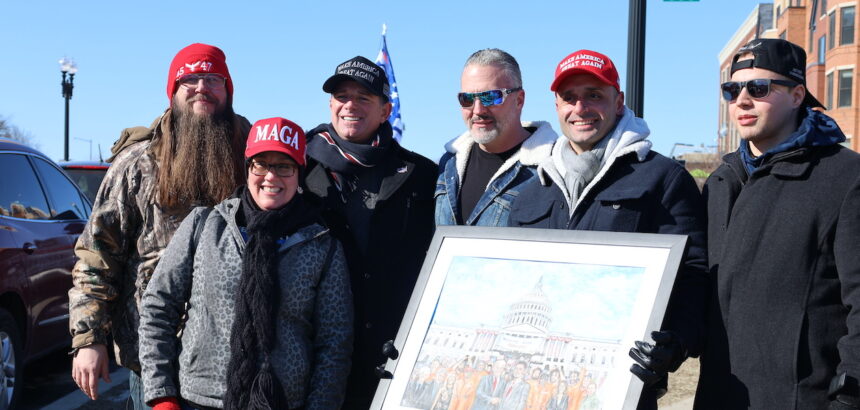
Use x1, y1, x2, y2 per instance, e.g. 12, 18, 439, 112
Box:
509, 150, 708, 357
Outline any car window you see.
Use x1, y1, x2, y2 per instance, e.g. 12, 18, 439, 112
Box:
63, 168, 107, 203
0, 153, 51, 220
31, 157, 89, 220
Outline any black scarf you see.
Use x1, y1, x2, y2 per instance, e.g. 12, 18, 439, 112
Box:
306, 122, 394, 194
223, 187, 319, 410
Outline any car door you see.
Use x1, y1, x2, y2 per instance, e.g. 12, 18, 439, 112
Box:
0, 153, 81, 358
28, 156, 90, 355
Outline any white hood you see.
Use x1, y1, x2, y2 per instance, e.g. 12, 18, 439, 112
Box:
537, 107, 652, 214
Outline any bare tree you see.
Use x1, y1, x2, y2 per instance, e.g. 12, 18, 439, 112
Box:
0, 116, 37, 148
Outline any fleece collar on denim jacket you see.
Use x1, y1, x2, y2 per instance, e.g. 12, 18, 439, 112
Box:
443, 121, 558, 187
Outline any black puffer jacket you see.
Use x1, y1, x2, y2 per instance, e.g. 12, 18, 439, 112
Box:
695, 109, 860, 409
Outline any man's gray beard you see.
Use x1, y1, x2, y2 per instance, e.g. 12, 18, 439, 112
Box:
167, 103, 239, 206
470, 127, 500, 145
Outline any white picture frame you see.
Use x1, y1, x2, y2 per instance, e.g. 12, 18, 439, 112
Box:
371, 226, 688, 410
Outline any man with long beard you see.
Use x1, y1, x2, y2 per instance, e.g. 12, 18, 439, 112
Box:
68, 43, 250, 410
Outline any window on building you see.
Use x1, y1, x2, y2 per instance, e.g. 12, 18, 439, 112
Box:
820, 36, 827, 62
838, 69, 853, 107
841, 6, 855, 45
830, 11, 837, 49
827, 71, 834, 109
822, 0, 828, 16
777, 5, 781, 17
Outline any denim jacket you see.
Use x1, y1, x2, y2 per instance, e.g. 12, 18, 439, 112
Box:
434, 121, 557, 226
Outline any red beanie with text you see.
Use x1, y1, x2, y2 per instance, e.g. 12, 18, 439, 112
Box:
166, 43, 233, 100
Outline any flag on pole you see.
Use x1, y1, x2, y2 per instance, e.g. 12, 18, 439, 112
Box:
375, 24, 404, 142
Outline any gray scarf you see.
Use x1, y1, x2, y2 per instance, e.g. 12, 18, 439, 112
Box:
553, 140, 607, 211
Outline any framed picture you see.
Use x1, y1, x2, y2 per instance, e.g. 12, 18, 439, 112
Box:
371, 226, 688, 410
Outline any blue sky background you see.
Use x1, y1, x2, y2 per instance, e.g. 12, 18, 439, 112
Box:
2, 0, 758, 163
432, 256, 645, 341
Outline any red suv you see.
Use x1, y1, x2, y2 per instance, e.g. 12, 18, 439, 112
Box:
0, 137, 91, 407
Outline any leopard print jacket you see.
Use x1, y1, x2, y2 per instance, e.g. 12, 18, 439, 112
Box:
139, 198, 353, 409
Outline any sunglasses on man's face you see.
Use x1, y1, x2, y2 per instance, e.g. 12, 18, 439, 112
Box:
457, 87, 522, 108
720, 78, 799, 101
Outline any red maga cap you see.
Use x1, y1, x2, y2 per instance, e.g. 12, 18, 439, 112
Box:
166, 43, 233, 100
245, 117, 306, 167
550, 50, 620, 92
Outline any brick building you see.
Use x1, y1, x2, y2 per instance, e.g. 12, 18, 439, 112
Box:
718, 0, 859, 155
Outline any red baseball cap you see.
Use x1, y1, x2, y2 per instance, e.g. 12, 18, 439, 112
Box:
166, 43, 233, 100
245, 117, 306, 167
550, 50, 620, 93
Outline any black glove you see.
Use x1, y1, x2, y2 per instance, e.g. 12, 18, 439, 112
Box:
375, 340, 400, 379
382, 340, 399, 360
830, 395, 860, 410
629, 331, 687, 387
829, 374, 860, 409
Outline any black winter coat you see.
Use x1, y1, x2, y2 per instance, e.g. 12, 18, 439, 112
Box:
509, 150, 709, 358
303, 135, 437, 409
695, 144, 860, 409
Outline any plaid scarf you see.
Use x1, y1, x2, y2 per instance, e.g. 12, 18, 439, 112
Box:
306, 122, 393, 198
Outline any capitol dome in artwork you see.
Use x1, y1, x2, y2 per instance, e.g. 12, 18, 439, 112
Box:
502, 276, 553, 334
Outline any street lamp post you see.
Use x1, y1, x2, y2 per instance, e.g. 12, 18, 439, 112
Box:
59, 57, 77, 162
626, 0, 646, 118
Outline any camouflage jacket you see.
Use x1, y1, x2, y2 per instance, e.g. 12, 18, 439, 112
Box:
68, 110, 251, 371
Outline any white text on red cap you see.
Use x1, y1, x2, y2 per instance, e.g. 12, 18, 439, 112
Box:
254, 124, 301, 150
558, 54, 605, 72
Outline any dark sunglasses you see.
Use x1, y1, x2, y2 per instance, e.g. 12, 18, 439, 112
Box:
457, 87, 522, 108
720, 79, 799, 101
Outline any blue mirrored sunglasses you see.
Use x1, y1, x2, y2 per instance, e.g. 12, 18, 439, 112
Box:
458, 87, 522, 108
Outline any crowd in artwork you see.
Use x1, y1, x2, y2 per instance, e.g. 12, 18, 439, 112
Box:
401, 354, 607, 410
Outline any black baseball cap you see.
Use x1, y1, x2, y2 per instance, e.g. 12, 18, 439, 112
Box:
730, 38, 824, 108
322, 56, 390, 101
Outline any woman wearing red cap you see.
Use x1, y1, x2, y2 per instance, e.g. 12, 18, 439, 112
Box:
138, 117, 353, 410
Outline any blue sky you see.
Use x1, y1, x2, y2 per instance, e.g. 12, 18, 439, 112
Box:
2, 0, 758, 163
433, 256, 644, 341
